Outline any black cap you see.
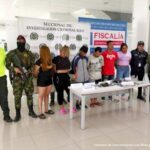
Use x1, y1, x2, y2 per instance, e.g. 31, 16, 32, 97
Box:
17, 35, 26, 43
137, 41, 144, 46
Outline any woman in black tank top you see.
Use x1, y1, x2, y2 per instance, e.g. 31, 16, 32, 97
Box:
34, 45, 54, 119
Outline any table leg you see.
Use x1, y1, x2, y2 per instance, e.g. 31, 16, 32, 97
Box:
70, 91, 73, 119
144, 86, 149, 114
81, 96, 86, 129
129, 88, 133, 107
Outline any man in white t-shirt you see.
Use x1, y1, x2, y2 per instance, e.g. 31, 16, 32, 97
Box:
88, 47, 104, 107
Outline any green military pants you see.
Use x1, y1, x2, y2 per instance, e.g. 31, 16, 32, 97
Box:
12, 76, 34, 109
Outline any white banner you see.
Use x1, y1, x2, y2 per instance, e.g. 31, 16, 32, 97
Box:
18, 17, 90, 57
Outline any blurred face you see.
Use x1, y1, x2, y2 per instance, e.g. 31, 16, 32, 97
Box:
121, 45, 128, 53
107, 42, 114, 50
60, 50, 65, 57
80, 51, 87, 57
17, 38, 26, 43
94, 51, 100, 57
137, 45, 144, 52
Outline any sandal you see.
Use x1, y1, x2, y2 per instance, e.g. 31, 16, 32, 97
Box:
38, 114, 46, 119
94, 101, 104, 106
45, 110, 55, 115
90, 103, 95, 107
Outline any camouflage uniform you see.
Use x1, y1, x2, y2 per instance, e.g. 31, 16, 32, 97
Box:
6, 49, 35, 109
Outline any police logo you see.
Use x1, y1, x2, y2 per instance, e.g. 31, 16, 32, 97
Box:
70, 44, 76, 50
76, 35, 82, 41
39, 43, 47, 49
47, 33, 54, 40
30, 32, 38, 40
62, 34, 69, 41
55, 43, 62, 50
33, 52, 40, 60
25, 43, 30, 50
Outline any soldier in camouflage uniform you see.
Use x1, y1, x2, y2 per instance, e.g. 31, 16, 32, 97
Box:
6, 35, 37, 122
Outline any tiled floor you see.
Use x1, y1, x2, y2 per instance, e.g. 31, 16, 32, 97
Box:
1, 81, 150, 150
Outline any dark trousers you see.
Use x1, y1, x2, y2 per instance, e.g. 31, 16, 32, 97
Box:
136, 70, 145, 96
53, 73, 70, 105
102, 75, 114, 99
102, 75, 114, 81
0, 76, 10, 117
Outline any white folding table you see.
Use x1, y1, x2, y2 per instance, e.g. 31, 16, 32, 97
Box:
69, 85, 134, 129
132, 82, 150, 113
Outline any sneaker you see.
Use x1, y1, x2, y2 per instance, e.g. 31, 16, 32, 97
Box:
113, 99, 120, 103
59, 108, 67, 115
108, 96, 112, 101
79, 101, 88, 109
73, 107, 77, 113
76, 103, 81, 110
68, 107, 77, 113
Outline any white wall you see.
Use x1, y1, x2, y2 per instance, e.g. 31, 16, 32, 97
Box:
5, 20, 18, 51
131, 0, 149, 51
0, 25, 6, 48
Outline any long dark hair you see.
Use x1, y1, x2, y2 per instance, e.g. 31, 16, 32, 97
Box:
120, 43, 128, 51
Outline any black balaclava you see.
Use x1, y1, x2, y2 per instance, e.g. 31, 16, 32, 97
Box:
17, 35, 26, 52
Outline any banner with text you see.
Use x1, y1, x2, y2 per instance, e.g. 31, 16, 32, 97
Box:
79, 17, 127, 53
18, 17, 90, 57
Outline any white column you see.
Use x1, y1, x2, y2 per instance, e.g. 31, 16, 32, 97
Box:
131, 0, 149, 51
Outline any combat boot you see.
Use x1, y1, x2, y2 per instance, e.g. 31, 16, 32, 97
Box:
14, 108, 21, 122
28, 105, 37, 118
4, 115, 13, 123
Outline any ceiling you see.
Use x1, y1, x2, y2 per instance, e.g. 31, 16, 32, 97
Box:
0, 0, 133, 24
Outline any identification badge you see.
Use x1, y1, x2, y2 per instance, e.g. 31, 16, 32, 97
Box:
138, 63, 141, 67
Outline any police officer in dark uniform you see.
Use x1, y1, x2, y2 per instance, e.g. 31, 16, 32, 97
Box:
130, 41, 148, 101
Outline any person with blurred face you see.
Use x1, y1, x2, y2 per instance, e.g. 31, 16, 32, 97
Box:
34, 45, 54, 119
102, 41, 118, 81
0, 47, 13, 122
6, 35, 37, 122
72, 45, 89, 83
101, 41, 118, 100
130, 41, 148, 101
116, 43, 131, 80
88, 47, 104, 107
53, 46, 75, 114
71, 45, 90, 110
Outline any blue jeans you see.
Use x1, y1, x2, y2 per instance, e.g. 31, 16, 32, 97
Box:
117, 66, 129, 80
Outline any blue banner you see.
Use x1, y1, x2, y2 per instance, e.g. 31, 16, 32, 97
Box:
79, 17, 127, 53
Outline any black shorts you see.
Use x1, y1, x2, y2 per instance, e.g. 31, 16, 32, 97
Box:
37, 78, 52, 87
